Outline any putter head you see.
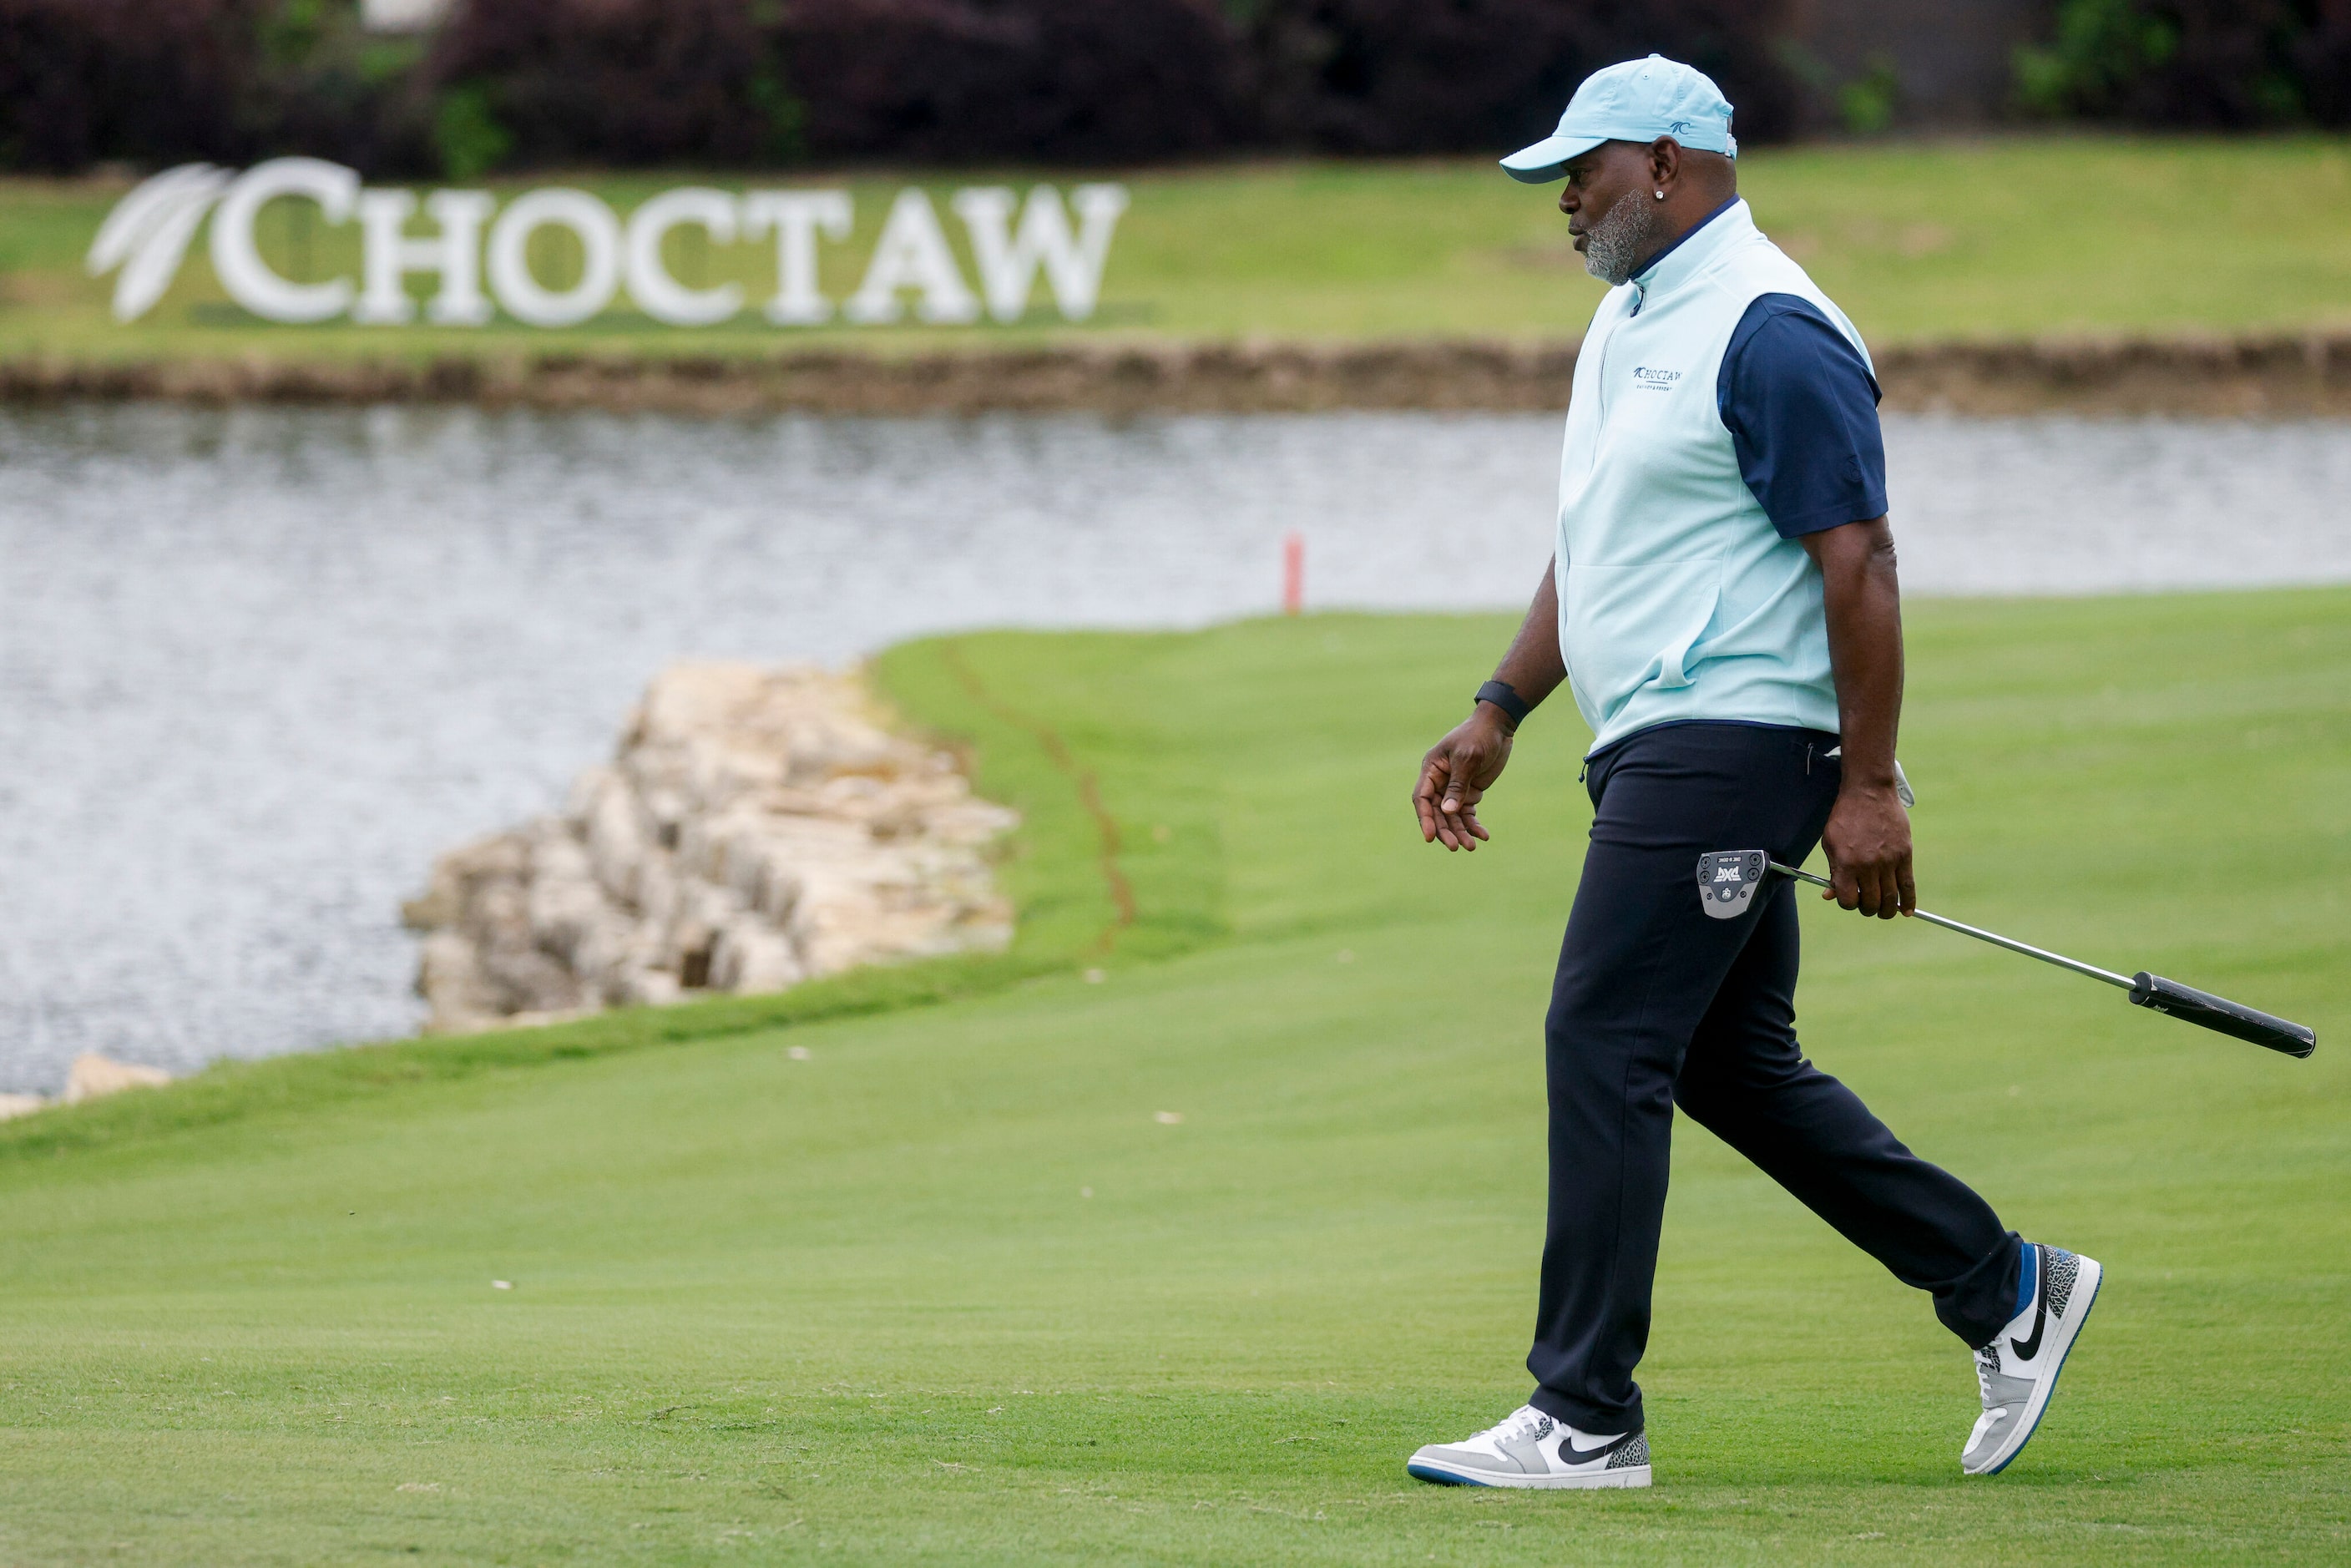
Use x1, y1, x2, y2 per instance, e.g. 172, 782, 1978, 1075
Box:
1696, 849, 1770, 919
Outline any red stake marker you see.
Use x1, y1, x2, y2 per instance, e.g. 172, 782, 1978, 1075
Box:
1282, 532, 1304, 615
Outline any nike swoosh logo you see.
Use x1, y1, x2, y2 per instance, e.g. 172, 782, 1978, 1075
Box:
1557, 1433, 1632, 1466
2010, 1254, 2048, 1360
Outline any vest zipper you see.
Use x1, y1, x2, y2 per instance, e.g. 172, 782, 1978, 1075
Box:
1595, 309, 1622, 421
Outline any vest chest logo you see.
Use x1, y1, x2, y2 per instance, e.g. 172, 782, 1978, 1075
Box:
1631, 366, 1682, 391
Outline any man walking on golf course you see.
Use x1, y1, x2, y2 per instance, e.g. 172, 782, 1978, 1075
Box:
1405, 56, 2100, 1488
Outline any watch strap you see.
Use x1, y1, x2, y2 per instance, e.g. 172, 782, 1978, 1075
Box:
1474, 680, 1531, 727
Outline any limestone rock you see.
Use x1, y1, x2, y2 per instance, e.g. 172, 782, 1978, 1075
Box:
64, 1053, 171, 1104
0, 1093, 48, 1121
406, 663, 1019, 1034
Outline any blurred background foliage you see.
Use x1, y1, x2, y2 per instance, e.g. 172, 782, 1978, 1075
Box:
2, 0, 2348, 180
2015, 0, 2351, 127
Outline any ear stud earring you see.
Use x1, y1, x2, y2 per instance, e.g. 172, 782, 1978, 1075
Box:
1655, 190, 1666, 200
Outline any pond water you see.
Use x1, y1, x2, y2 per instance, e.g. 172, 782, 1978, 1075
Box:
3, 404, 2348, 1092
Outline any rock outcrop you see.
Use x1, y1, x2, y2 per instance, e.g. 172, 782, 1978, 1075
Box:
64, 1052, 171, 1103
403, 662, 1018, 1034
0, 1053, 176, 1120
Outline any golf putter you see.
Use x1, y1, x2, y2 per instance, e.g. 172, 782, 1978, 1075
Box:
1693, 850, 2317, 1059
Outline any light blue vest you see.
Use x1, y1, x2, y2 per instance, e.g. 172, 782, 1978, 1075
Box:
1555, 200, 1870, 753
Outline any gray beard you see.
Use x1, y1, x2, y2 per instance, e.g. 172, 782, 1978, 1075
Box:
1580, 190, 1666, 287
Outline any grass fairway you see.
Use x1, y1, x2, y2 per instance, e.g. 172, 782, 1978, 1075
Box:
1, 590, 2347, 1564
6, 137, 2351, 365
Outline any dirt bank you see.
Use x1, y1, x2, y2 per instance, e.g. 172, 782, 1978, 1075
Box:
7, 335, 2351, 418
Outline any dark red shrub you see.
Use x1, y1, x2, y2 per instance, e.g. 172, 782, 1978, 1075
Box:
1241, 0, 1803, 155
0, 0, 255, 172
425, 0, 799, 168
422, 0, 1239, 170
2299, 0, 2351, 124
777, 0, 1241, 164
0, 0, 437, 175
764, 0, 1031, 164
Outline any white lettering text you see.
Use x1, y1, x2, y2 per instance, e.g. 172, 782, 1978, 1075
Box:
207, 158, 356, 324
486, 189, 624, 328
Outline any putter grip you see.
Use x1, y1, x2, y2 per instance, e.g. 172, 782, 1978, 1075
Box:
2131, 973, 2316, 1059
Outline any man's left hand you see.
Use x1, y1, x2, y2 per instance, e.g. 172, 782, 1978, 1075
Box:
1820, 782, 1915, 918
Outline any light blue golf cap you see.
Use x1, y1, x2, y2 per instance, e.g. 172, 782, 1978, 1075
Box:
1500, 53, 1737, 183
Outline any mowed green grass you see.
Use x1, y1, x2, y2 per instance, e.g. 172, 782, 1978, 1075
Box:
4, 137, 2350, 365
1, 591, 2347, 1564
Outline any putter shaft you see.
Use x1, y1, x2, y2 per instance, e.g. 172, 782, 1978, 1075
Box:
1767, 862, 2135, 991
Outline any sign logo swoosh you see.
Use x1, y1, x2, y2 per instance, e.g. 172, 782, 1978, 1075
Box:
86, 164, 230, 322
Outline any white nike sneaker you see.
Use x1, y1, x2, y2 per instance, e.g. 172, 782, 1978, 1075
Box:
1963, 1242, 2102, 1475
1407, 1404, 1651, 1489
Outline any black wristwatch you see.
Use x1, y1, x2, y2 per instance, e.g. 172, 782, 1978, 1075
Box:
1474, 680, 1532, 728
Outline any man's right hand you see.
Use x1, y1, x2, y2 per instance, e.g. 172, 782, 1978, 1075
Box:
1413, 707, 1516, 852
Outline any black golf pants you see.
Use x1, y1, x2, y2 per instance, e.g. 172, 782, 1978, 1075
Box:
1525, 721, 2022, 1436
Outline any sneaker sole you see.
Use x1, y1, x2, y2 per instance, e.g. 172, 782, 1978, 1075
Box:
1966, 1254, 2103, 1477
1407, 1459, 1651, 1490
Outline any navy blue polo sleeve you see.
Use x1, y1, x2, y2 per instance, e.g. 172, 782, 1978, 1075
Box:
1716, 293, 1888, 539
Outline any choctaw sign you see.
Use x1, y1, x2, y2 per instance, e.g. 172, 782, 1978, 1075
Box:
87, 158, 1129, 329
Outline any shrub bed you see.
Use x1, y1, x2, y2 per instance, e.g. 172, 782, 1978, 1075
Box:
0, 0, 1796, 175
